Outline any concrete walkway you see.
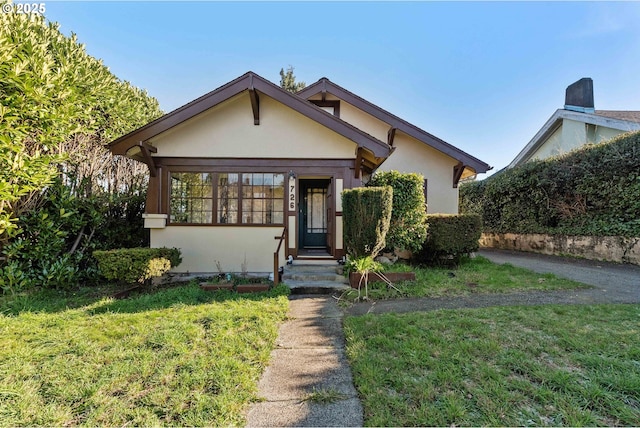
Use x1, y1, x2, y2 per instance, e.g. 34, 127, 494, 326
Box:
245, 295, 362, 427
246, 250, 640, 426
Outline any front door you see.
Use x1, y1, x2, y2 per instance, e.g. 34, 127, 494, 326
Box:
299, 179, 331, 250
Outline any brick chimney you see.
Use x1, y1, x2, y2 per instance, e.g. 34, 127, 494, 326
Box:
564, 78, 594, 113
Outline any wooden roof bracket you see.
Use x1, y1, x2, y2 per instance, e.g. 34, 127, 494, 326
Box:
387, 127, 397, 147
354, 146, 363, 179
139, 141, 158, 177
453, 161, 464, 188
249, 74, 260, 125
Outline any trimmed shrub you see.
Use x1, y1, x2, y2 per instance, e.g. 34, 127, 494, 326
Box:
342, 187, 393, 258
460, 131, 640, 237
367, 170, 428, 253
414, 214, 482, 264
93, 247, 182, 284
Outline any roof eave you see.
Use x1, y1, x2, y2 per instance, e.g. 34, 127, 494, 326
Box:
108, 72, 391, 160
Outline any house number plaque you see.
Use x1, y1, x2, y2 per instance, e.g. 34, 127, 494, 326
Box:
289, 177, 296, 211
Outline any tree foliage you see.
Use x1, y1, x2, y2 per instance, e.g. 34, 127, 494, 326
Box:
279, 66, 306, 93
0, 8, 163, 292
367, 170, 428, 252
460, 131, 640, 237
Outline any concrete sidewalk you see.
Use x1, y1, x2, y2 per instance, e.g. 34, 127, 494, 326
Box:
245, 295, 362, 427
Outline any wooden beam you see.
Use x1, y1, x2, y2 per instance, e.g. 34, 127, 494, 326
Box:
354, 147, 363, 179
453, 161, 464, 188
387, 127, 397, 147
249, 88, 260, 125
139, 141, 157, 177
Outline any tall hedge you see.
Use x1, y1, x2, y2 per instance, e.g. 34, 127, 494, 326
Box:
367, 170, 428, 252
342, 187, 393, 258
460, 131, 640, 237
0, 8, 163, 293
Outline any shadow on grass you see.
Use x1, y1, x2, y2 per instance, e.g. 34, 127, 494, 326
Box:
0, 283, 290, 317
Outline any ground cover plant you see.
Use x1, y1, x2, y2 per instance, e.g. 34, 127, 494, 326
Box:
339, 256, 588, 301
345, 304, 640, 426
0, 283, 289, 426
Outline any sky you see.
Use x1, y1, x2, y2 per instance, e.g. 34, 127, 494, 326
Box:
42, 1, 640, 177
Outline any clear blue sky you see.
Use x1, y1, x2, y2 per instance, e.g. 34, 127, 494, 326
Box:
44, 1, 640, 176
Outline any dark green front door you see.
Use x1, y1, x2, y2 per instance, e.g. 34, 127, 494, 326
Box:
300, 180, 330, 248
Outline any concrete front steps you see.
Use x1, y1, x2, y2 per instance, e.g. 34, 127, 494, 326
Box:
282, 260, 350, 295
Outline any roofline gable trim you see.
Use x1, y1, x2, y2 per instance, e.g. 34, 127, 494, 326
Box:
508, 108, 640, 168
298, 78, 491, 174
109, 72, 391, 159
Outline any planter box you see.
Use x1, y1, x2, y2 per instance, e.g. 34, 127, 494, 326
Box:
236, 284, 270, 293
349, 272, 416, 288
200, 282, 234, 291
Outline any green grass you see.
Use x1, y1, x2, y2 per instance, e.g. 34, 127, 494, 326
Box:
341, 256, 588, 301
0, 283, 290, 426
344, 304, 640, 426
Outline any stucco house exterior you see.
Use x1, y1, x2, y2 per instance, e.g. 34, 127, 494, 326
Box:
108, 71, 490, 274
508, 78, 640, 168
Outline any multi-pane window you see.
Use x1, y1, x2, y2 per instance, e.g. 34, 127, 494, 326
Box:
170, 172, 285, 225
242, 173, 285, 224
170, 173, 213, 224
218, 173, 238, 224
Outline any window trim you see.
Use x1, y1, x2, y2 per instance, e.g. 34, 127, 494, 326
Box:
168, 170, 286, 227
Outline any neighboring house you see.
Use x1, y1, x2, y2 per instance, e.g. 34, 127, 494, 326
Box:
108, 71, 490, 274
508, 78, 640, 168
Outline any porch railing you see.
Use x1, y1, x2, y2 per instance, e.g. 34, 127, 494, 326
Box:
273, 226, 286, 285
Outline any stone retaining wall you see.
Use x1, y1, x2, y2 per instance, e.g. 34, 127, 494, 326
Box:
480, 233, 640, 265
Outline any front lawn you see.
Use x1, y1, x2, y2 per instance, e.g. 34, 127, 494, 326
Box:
0, 284, 289, 426
344, 304, 640, 426
342, 256, 588, 300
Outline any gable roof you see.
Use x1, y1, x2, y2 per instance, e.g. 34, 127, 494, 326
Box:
108, 71, 391, 160
297, 78, 492, 175
508, 108, 640, 168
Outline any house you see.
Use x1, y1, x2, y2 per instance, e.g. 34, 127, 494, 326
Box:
508, 78, 640, 168
108, 71, 490, 274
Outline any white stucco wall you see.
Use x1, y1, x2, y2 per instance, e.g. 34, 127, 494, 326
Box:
532, 119, 625, 161
587, 124, 622, 145
379, 133, 459, 214
151, 226, 286, 273
150, 92, 357, 159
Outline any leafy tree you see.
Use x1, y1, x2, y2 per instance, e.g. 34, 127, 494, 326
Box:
0, 6, 163, 291
279, 66, 306, 93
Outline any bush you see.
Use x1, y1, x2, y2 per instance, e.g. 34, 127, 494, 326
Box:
93, 247, 182, 284
367, 171, 428, 253
460, 131, 640, 237
414, 214, 482, 265
342, 187, 393, 258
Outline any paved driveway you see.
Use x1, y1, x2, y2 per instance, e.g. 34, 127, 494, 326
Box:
480, 249, 640, 303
